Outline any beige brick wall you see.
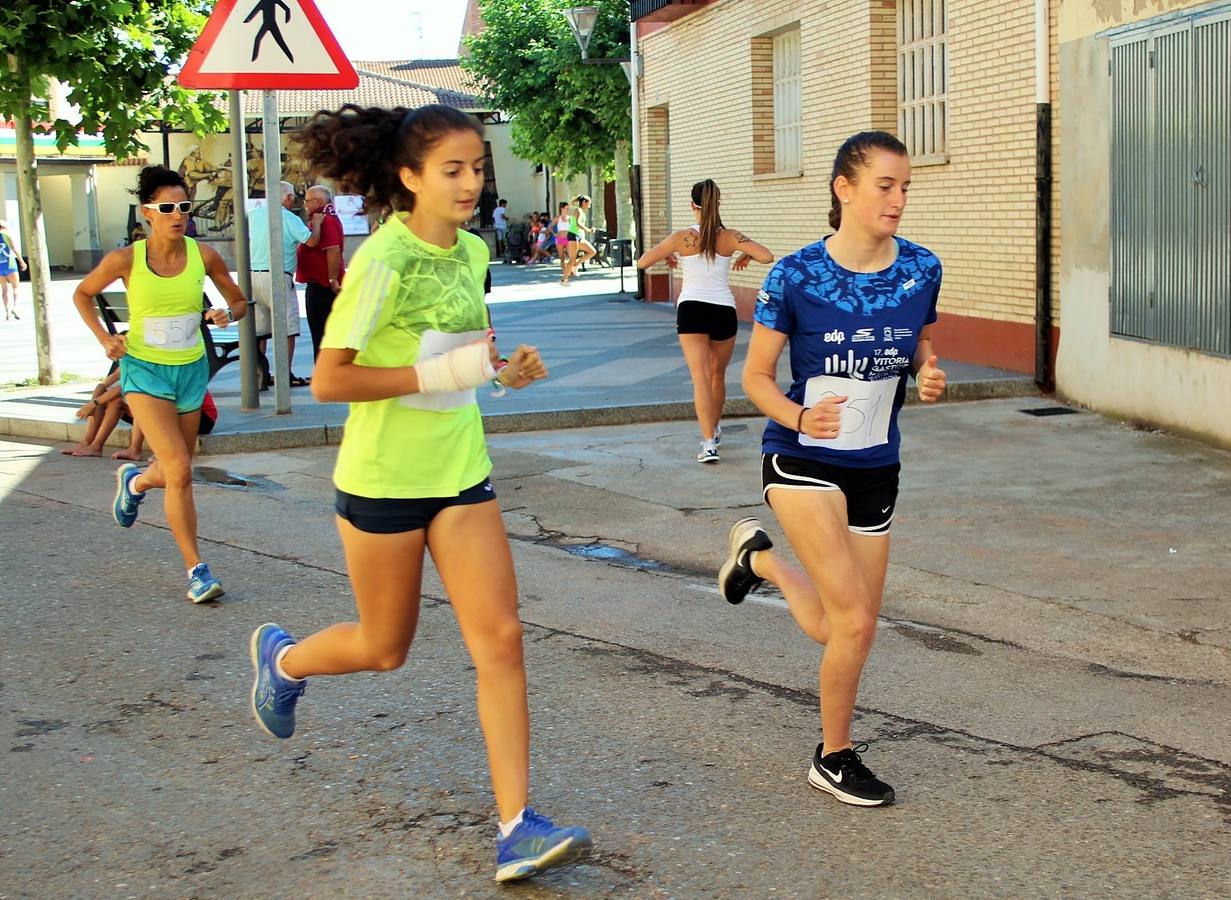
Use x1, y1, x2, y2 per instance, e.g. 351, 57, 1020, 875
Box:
638, 0, 1058, 328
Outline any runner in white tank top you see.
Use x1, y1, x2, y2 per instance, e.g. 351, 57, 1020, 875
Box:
637, 179, 774, 463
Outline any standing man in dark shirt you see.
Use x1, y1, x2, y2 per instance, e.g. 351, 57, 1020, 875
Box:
296, 184, 345, 362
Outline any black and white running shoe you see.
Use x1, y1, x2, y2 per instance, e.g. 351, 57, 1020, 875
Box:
808, 742, 895, 807
718, 517, 772, 604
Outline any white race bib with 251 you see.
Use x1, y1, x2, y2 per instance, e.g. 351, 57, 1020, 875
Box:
799, 374, 897, 451
399, 328, 490, 411
144, 313, 201, 351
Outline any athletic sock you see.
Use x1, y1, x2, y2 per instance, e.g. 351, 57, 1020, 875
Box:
498, 808, 526, 838
274, 644, 305, 683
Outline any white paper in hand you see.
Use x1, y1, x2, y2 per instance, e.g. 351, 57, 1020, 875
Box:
799, 374, 896, 451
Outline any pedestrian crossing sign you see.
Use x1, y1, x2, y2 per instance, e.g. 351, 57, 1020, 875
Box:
179, 0, 358, 89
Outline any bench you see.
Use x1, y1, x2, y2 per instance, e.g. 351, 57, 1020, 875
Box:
96, 292, 271, 382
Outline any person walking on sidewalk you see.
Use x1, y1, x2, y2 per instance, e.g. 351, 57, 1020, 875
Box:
554, 201, 572, 284
718, 132, 947, 807
296, 183, 345, 363
248, 103, 592, 884
0, 220, 27, 320
71, 165, 248, 603
637, 179, 773, 463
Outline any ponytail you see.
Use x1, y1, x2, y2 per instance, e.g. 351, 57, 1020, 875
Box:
292, 103, 484, 219
827, 131, 908, 230
690, 178, 724, 260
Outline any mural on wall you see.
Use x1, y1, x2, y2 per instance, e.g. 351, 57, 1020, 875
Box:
174, 136, 311, 238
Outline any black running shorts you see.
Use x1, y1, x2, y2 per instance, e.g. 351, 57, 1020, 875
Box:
677, 301, 738, 341
335, 478, 497, 534
761, 453, 900, 535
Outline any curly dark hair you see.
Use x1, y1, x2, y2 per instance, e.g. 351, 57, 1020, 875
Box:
132, 165, 189, 204
828, 132, 909, 230
292, 104, 484, 217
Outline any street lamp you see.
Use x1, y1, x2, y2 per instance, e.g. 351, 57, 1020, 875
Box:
561, 5, 643, 297
562, 5, 630, 66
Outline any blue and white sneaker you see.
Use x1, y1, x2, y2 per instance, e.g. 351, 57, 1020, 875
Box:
495, 807, 592, 882
112, 463, 145, 528
249, 623, 305, 739
714, 423, 722, 447
187, 562, 225, 603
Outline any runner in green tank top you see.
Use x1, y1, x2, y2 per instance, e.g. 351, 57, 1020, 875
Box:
73, 166, 248, 604
563, 194, 597, 282
245, 104, 592, 884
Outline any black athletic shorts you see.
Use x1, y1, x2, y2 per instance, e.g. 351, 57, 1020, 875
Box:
761, 452, 900, 535
335, 478, 497, 534
677, 301, 738, 341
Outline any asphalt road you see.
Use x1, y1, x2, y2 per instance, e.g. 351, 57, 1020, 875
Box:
2, 397, 1228, 898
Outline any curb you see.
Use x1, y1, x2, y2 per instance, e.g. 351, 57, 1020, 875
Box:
0, 377, 1039, 455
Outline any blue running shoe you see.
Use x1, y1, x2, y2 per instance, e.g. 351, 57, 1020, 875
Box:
112, 463, 145, 528
187, 562, 225, 604
495, 807, 592, 883
249, 623, 305, 739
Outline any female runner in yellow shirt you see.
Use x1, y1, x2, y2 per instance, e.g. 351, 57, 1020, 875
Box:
72, 166, 247, 603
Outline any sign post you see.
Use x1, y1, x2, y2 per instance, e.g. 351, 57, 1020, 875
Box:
180, 0, 358, 416
228, 89, 259, 411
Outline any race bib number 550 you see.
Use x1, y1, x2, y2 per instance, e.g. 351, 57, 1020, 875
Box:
144, 313, 201, 351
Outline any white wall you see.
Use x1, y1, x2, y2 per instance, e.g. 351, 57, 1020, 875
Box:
1057, 6, 1231, 447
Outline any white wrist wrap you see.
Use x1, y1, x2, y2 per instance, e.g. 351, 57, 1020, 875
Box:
414, 341, 496, 395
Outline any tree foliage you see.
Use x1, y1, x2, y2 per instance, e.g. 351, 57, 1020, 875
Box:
462, 0, 630, 178
0, 1, 226, 159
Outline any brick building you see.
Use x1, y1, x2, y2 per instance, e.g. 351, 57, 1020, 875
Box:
633, 0, 1062, 376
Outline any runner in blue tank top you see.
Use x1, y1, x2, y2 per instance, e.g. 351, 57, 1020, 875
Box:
717, 132, 948, 807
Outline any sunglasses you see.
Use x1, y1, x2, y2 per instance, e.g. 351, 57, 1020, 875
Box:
142, 201, 193, 215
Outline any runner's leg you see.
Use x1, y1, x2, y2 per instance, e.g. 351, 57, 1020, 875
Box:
125, 394, 203, 570
279, 520, 426, 677
678, 331, 718, 442
767, 486, 877, 754
427, 499, 529, 822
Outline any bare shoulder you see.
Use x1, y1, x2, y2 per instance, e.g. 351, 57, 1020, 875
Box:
101, 245, 134, 274
678, 227, 701, 252
196, 240, 224, 267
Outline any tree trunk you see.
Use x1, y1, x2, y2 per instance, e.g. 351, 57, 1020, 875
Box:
10, 69, 57, 385
589, 163, 604, 231
613, 140, 634, 242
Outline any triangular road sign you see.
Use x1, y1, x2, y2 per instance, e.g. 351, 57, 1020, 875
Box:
179, 0, 358, 89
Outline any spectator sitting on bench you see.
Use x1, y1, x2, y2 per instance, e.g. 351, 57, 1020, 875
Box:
62, 369, 138, 458
63, 377, 217, 459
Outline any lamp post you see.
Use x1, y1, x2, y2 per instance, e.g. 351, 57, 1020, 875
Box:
562, 5, 644, 298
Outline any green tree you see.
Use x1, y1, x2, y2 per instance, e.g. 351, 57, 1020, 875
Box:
464, 0, 630, 175
463, 0, 634, 239
0, 1, 225, 384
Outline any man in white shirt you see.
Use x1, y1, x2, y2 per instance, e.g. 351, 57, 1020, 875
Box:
247, 180, 319, 387
493, 198, 508, 256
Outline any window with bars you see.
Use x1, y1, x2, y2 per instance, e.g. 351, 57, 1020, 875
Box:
897, 0, 948, 163
773, 29, 802, 173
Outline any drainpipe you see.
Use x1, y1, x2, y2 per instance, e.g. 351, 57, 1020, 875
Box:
629, 18, 645, 299
1034, 0, 1054, 390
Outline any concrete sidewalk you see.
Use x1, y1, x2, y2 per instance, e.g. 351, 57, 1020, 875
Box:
0, 264, 1037, 453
